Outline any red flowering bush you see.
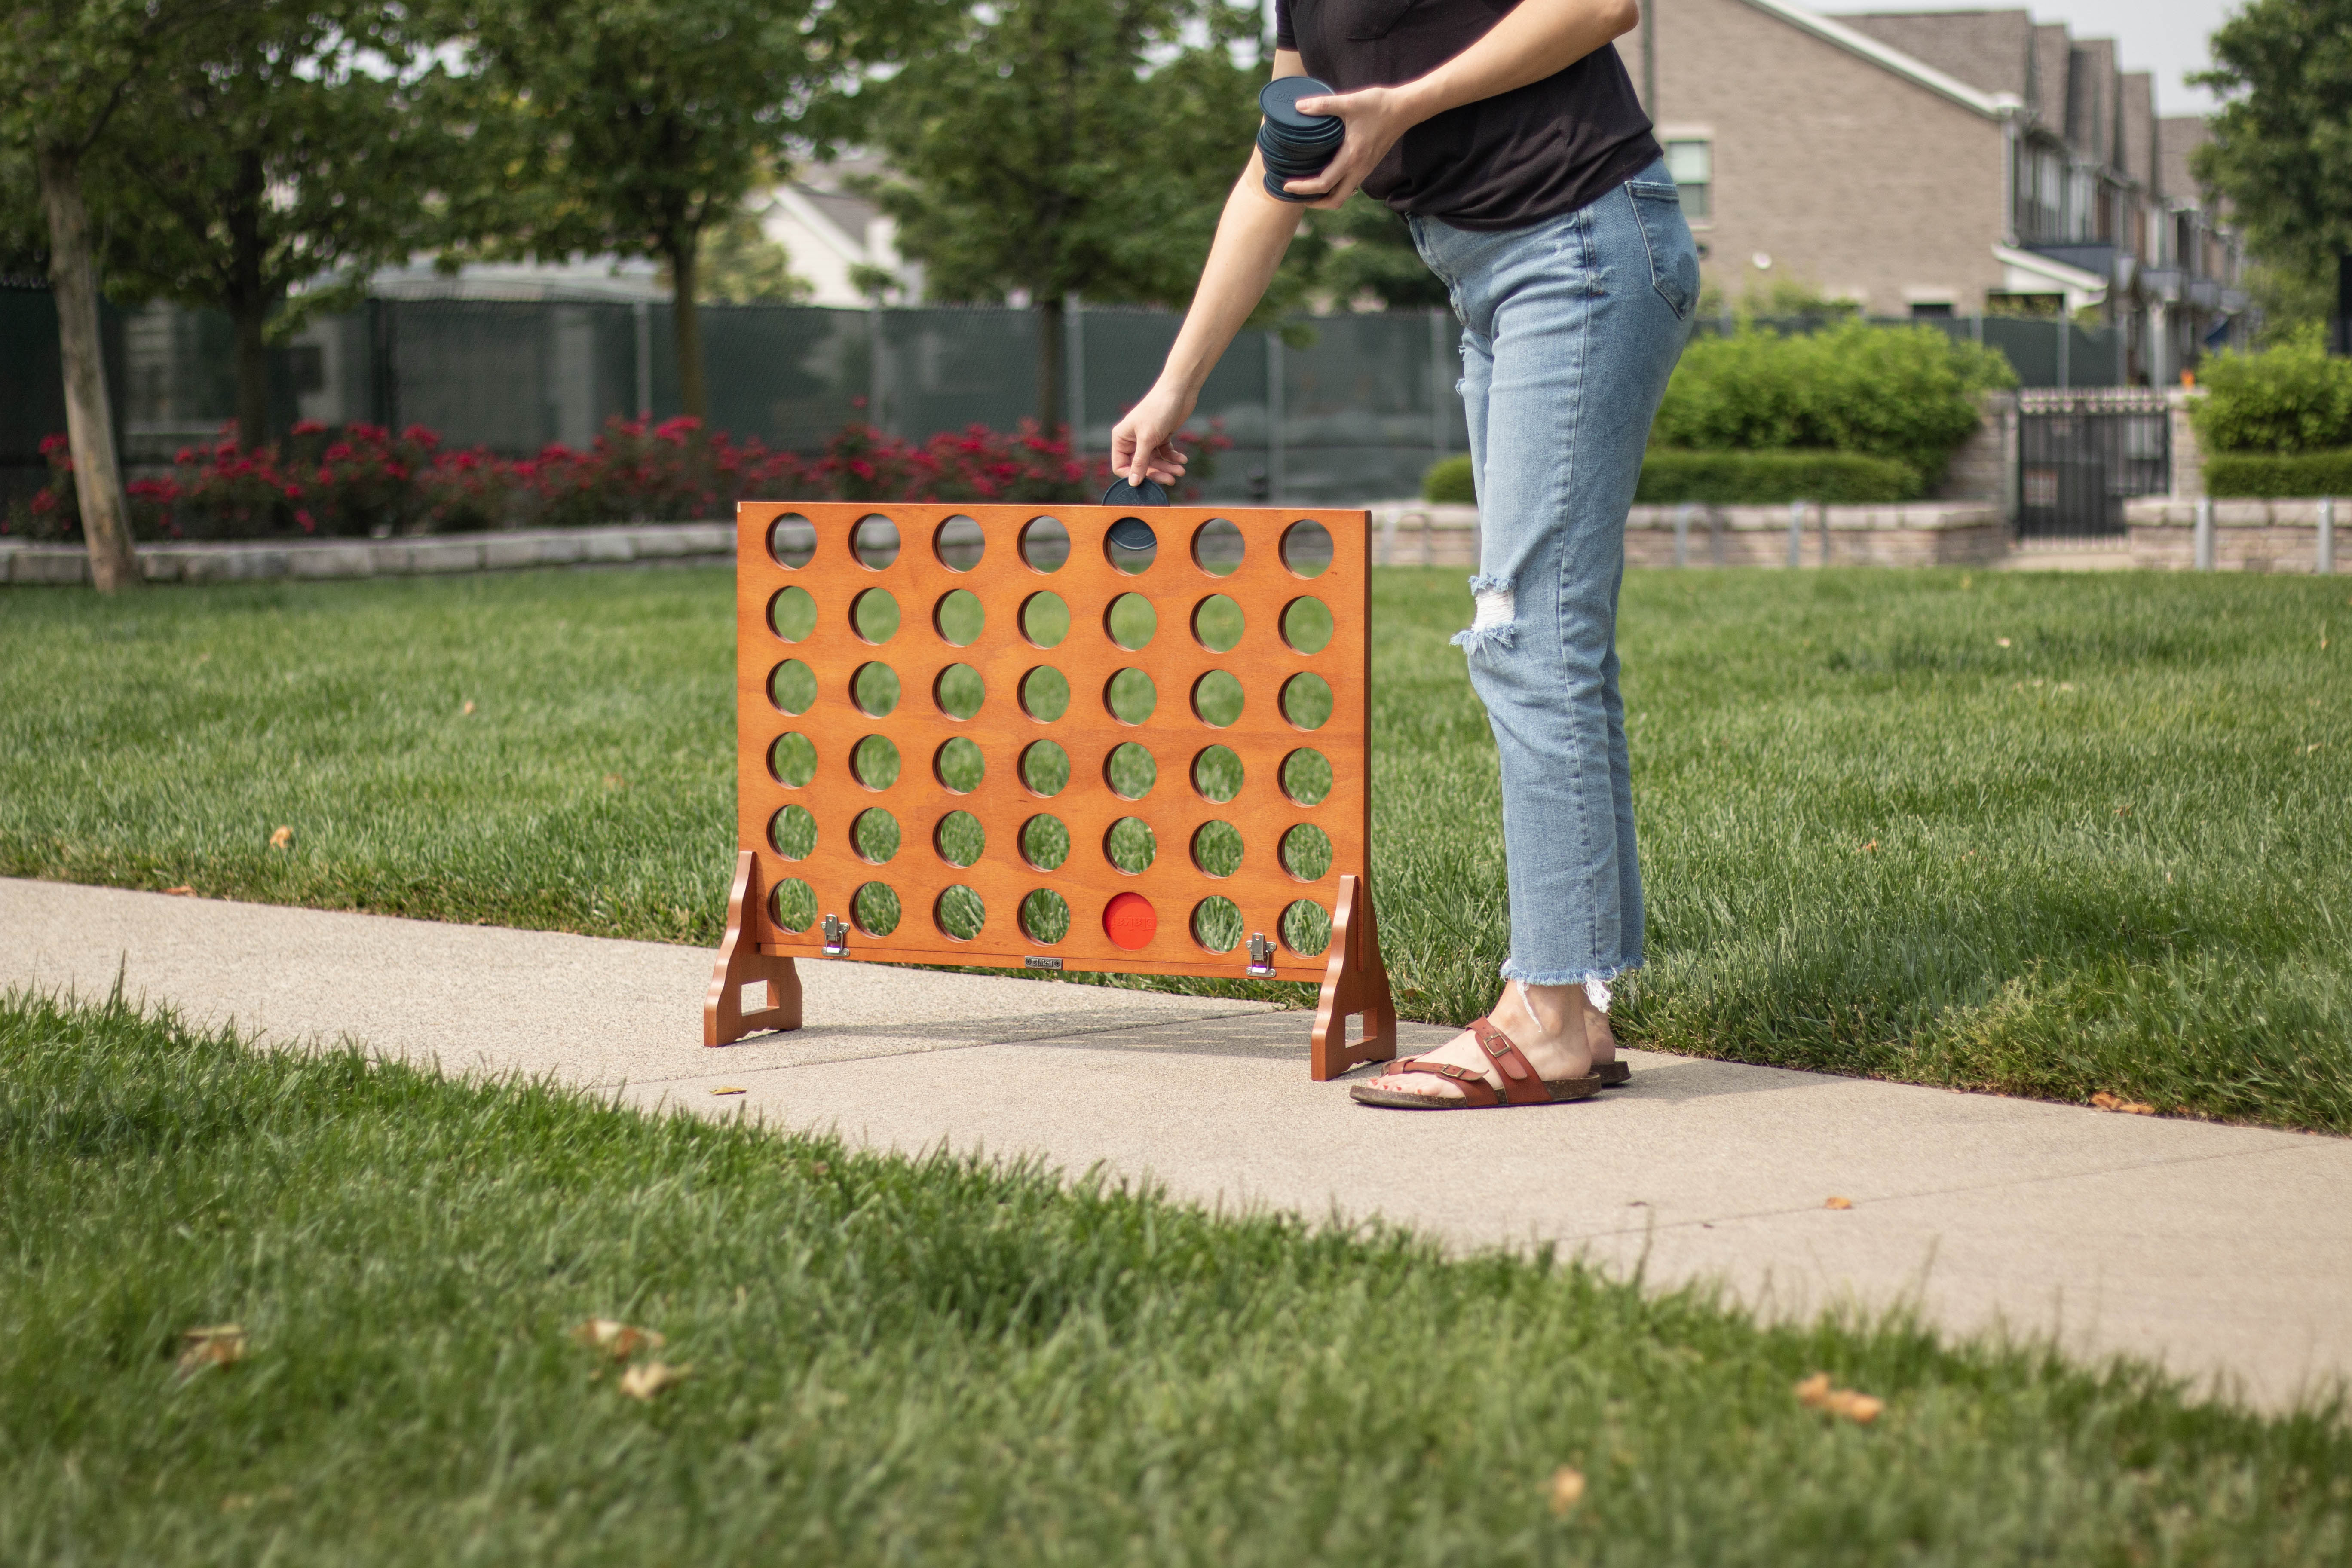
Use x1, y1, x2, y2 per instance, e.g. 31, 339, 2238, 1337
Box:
8, 413, 1228, 543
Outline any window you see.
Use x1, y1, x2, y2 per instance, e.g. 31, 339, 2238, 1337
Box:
1909, 302, 1955, 319
1664, 139, 1712, 222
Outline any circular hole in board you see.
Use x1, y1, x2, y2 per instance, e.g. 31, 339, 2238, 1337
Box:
769, 804, 817, 861
1191, 895, 1242, 953
934, 810, 984, 868
1019, 740, 1070, 798
851, 807, 901, 864
1280, 672, 1333, 731
1192, 745, 1244, 804
934, 588, 984, 646
1280, 596, 1334, 655
1280, 822, 1332, 881
1280, 747, 1332, 805
851, 662, 900, 718
935, 663, 984, 721
770, 878, 816, 933
1106, 592, 1157, 651
935, 884, 986, 941
768, 585, 816, 643
934, 514, 985, 571
1192, 594, 1244, 654
1020, 667, 1070, 722
1105, 668, 1157, 725
851, 734, 900, 790
1103, 891, 1158, 950
1281, 899, 1332, 957
851, 514, 901, 569
1191, 518, 1245, 577
1191, 671, 1243, 729
1105, 816, 1157, 874
1105, 741, 1156, 800
1020, 516, 1071, 573
851, 587, 900, 644
768, 659, 815, 716
852, 881, 901, 936
768, 512, 816, 569
1020, 813, 1070, 872
934, 736, 985, 793
770, 732, 817, 789
1191, 820, 1243, 878
1021, 888, 1071, 944
1280, 520, 1333, 578
1020, 591, 1071, 648
1105, 518, 1157, 574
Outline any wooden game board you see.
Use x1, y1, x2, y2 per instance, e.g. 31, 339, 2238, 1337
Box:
705, 501, 1395, 1079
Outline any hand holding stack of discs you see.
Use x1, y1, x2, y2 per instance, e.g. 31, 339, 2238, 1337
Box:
1259, 77, 1343, 202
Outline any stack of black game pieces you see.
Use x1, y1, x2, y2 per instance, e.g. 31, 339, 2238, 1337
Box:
1258, 77, 1343, 202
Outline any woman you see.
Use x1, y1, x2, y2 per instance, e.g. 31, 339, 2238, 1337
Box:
1111, 0, 1697, 1109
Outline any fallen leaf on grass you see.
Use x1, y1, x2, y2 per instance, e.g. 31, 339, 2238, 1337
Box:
1823, 1196, 1853, 1210
571, 1319, 665, 1359
1547, 1466, 1586, 1516
1996, 637, 2012, 648
1795, 1372, 1883, 1424
177, 1323, 247, 1377
1858, 840, 1877, 854
2113, 803, 2132, 817
268, 826, 293, 849
163, 885, 194, 897
603, 773, 628, 789
462, 700, 476, 716
710, 1086, 747, 1096
619, 1361, 691, 1400
2089, 1092, 2156, 1115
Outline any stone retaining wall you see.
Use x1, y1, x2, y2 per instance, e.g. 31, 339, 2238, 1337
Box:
2123, 497, 2342, 574
1367, 500, 2006, 568
0, 522, 736, 586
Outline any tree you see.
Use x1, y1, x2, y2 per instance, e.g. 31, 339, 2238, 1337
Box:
1305, 195, 1449, 312
0, 0, 219, 590
449, 0, 910, 425
854, 0, 1270, 427
89, 2, 462, 449
2192, 0, 2352, 348
691, 204, 814, 304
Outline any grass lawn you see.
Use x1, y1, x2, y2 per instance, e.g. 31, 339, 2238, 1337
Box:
5, 988, 2348, 1565
2, 564, 2348, 1133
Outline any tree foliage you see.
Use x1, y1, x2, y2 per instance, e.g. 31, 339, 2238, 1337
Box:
852, 0, 1269, 423
86, 1, 461, 446
2192, 0, 2352, 274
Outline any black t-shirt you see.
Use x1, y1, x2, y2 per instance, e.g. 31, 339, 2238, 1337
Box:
1273, 0, 1660, 230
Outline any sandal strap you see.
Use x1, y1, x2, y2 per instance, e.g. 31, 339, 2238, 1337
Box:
1396, 1057, 1501, 1106
1469, 1018, 1552, 1106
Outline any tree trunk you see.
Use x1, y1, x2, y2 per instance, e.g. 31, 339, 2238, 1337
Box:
233, 303, 270, 452
36, 142, 140, 592
1035, 294, 1064, 435
671, 233, 708, 428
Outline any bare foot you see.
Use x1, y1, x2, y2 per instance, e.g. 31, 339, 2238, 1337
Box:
1361, 980, 1613, 1101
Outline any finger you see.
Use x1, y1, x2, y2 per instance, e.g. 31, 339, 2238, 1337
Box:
1293, 95, 1337, 116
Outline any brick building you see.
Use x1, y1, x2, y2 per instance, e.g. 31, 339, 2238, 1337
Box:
1621, 0, 2247, 382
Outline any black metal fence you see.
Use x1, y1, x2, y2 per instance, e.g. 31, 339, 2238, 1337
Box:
2017, 388, 2171, 539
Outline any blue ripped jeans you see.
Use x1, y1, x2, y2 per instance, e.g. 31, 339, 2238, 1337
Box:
1408, 158, 1697, 988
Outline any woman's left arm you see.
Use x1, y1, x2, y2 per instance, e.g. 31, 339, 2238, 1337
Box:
1279, 0, 1642, 208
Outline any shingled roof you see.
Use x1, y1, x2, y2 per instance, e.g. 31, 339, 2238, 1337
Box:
1829, 9, 2033, 99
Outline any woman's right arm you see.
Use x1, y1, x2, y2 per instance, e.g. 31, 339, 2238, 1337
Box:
1110, 50, 1310, 487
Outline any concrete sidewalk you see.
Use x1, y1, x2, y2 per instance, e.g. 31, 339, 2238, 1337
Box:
6, 876, 2347, 1411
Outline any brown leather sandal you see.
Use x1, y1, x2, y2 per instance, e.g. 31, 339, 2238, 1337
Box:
1598, 1060, 1632, 1087
1348, 1017, 1605, 1109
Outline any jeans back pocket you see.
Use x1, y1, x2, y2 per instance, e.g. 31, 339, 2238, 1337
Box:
1626, 180, 1698, 321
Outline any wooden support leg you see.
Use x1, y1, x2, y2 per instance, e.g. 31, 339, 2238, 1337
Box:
1309, 873, 1398, 1080
704, 850, 802, 1047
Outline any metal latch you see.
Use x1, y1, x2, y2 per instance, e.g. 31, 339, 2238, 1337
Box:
821, 914, 848, 956
1246, 933, 1276, 976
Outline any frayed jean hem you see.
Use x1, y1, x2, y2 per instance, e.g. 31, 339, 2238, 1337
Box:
1498, 957, 1641, 987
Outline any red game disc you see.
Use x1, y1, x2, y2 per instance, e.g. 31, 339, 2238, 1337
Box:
1102, 891, 1157, 950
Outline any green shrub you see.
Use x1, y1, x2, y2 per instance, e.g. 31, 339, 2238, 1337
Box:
1422, 453, 1475, 503
1636, 448, 1920, 504
1651, 320, 2014, 487
2203, 448, 2352, 496
2190, 326, 2352, 454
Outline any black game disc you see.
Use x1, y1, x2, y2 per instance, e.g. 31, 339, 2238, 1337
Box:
1101, 477, 1168, 509
1259, 77, 1339, 132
